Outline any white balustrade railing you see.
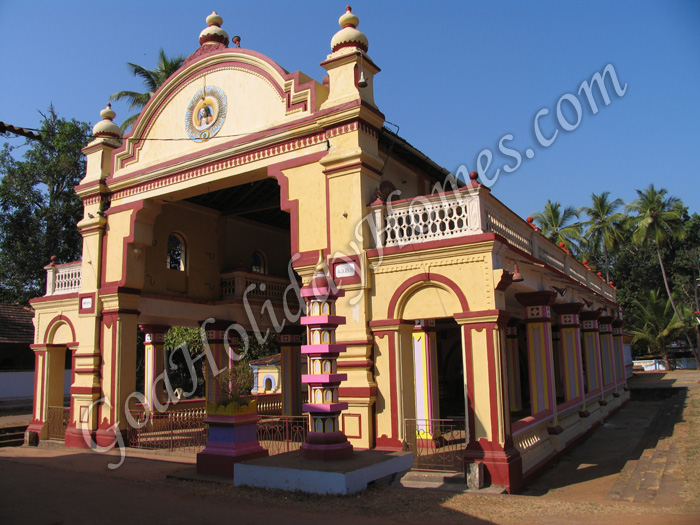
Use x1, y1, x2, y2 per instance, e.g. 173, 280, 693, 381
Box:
371, 185, 616, 302
379, 191, 481, 248
45, 261, 82, 296
513, 417, 551, 453
220, 270, 291, 302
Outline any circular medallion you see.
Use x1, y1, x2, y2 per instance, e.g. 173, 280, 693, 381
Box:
185, 86, 227, 142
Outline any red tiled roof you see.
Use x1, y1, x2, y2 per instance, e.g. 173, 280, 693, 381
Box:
249, 353, 281, 366
0, 304, 35, 344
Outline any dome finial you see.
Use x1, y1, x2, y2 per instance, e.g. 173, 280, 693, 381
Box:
199, 11, 229, 47
92, 103, 121, 139
330, 6, 368, 52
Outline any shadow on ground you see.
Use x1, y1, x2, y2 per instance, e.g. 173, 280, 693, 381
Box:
522, 385, 687, 498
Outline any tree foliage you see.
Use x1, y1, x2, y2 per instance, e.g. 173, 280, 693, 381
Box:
0, 107, 91, 304
532, 200, 582, 254
110, 48, 186, 132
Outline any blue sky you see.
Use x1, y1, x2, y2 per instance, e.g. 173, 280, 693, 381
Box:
1, 0, 698, 219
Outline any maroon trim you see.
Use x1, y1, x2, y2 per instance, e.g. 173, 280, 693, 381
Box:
338, 386, 377, 397
366, 232, 496, 259
462, 324, 476, 444
341, 413, 363, 439
42, 315, 77, 344
78, 292, 96, 314
29, 293, 80, 305
387, 272, 469, 319
112, 50, 326, 170
100, 200, 145, 289
330, 254, 361, 286
337, 360, 373, 369
336, 339, 374, 346
268, 150, 328, 262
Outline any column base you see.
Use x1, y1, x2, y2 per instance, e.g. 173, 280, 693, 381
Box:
197, 413, 269, 477
464, 440, 523, 494
95, 426, 124, 449
64, 424, 94, 449
300, 431, 354, 461
197, 444, 269, 477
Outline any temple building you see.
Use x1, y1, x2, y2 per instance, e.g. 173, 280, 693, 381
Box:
27, 8, 628, 492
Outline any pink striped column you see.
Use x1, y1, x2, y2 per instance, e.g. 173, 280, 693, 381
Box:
552, 303, 584, 403
505, 324, 523, 412
598, 316, 615, 389
515, 292, 558, 422
612, 319, 626, 386
300, 260, 353, 461
580, 311, 603, 397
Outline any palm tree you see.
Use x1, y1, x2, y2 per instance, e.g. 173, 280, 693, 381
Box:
626, 184, 695, 351
532, 200, 582, 253
109, 48, 186, 132
578, 192, 626, 281
628, 289, 688, 370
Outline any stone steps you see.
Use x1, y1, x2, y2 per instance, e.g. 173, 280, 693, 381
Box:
0, 425, 27, 448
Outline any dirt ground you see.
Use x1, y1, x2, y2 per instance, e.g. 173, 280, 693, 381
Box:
1, 371, 699, 524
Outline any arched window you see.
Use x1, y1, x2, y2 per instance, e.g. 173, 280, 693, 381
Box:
251, 251, 266, 274
167, 234, 185, 271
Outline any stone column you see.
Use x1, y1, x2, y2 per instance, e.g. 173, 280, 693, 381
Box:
612, 319, 626, 387
505, 324, 523, 412
139, 324, 169, 409
580, 310, 604, 397
279, 327, 303, 416
552, 303, 585, 403
515, 292, 558, 419
598, 316, 615, 390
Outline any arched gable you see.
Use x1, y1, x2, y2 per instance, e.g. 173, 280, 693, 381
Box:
111, 47, 326, 177
43, 315, 77, 345
388, 273, 469, 320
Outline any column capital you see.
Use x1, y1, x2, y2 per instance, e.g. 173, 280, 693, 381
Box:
368, 319, 413, 332
580, 310, 602, 331
553, 302, 583, 327
454, 309, 510, 327
199, 319, 238, 344
138, 324, 170, 336
515, 291, 556, 308
279, 325, 304, 346
413, 319, 437, 332
598, 316, 614, 334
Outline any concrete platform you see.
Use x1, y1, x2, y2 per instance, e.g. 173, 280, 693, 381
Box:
234, 449, 413, 495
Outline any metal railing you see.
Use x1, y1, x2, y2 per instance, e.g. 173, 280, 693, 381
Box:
47, 406, 70, 439
404, 418, 466, 472
257, 415, 309, 456
126, 406, 207, 452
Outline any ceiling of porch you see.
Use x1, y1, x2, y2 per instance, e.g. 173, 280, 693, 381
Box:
185, 177, 289, 230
